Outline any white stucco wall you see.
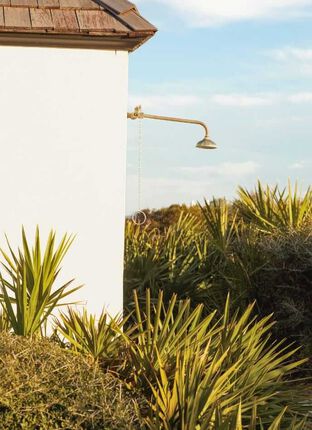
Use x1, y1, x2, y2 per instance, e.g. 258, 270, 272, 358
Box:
0, 46, 128, 315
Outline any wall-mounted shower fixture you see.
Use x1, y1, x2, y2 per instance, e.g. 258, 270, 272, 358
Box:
127, 105, 217, 149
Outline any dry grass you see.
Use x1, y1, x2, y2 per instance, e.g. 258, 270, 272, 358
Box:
0, 332, 141, 429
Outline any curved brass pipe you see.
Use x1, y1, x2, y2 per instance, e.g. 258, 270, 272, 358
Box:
128, 105, 209, 137
127, 105, 216, 149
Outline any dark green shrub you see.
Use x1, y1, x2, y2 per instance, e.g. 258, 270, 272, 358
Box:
55, 291, 311, 429
124, 184, 312, 357
251, 228, 312, 354
129, 203, 204, 232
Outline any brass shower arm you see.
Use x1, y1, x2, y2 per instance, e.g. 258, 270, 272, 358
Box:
127, 105, 209, 137
127, 105, 217, 150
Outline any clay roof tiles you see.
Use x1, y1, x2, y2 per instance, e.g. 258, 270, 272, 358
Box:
0, 0, 156, 50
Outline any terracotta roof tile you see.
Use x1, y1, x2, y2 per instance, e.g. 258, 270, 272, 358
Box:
4, 6, 31, 28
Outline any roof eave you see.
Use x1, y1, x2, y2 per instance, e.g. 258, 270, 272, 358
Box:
0, 30, 156, 51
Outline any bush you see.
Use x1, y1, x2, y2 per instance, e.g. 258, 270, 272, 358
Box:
129, 204, 204, 232
120, 291, 310, 429
124, 213, 210, 307
124, 182, 312, 357
0, 332, 141, 430
252, 228, 312, 354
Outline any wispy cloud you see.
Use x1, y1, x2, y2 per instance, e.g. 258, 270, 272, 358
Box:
211, 94, 275, 107
216, 92, 312, 107
268, 47, 312, 61
288, 92, 312, 103
177, 161, 259, 178
137, 0, 312, 26
126, 175, 212, 211
289, 160, 312, 169
128, 94, 201, 110
130, 91, 312, 111
126, 161, 259, 212
266, 46, 312, 76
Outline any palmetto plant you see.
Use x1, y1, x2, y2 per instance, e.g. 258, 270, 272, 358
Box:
121, 289, 217, 390
56, 307, 127, 364
200, 198, 238, 253
146, 401, 306, 430
124, 182, 312, 324
237, 180, 312, 233
124, 291, 310, 429
0, 310, 10, 332
0, 228, 81, 337
124, 213, 212, 306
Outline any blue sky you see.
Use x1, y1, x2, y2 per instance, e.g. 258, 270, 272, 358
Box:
126, 0, 312, 213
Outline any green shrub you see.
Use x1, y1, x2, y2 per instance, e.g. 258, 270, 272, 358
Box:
123, 291, 310, 429
0, 332, 141, 430
129, 203, 204, 233
56, 307, 127, 366
236, 181, 312, 233
124, 213, 211, 308
124, 182, 312, 355
54, 290, 311, 428
250, 228, 312, 355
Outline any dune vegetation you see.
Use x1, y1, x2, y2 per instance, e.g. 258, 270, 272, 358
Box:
0, 181, 312, 429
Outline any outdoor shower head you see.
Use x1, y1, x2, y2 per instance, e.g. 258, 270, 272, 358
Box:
196, 137, 217, 150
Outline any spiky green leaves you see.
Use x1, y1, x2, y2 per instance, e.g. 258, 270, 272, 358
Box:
0, 227, 81, 337
237, 181, 312, 233
124, 291, 309, 430
56, 307, 127, 364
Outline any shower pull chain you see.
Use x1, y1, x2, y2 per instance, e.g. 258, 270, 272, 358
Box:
132, 117, 147, 226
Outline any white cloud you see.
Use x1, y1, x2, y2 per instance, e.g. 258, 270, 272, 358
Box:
126, 175, 212, 211
212, 94, 275, 107
269, 47, 312, 61
288, 92, 312, 103
214, 92, 312, 107
177, 161, 259, 178
129, 90, 312, 112
129, 88, 312, 115
289, 160, 312, 169
290, 161, 305, 169
128, 94, 201, 110
137, 0, 311, 26
266, 46, 312, 76
126, 161, 259, 212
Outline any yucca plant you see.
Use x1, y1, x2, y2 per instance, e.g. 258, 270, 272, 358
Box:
56, 307, 127, 365
0, 227, 81, 337
144, 352, 307, 430
124, 291, 310, 429
0, 309, 10, 332
124, 213, 212, 306
121, 289, 218, 390
237, 181, 312, 233
211, 404, 306, 430
200, 198, 238, 253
